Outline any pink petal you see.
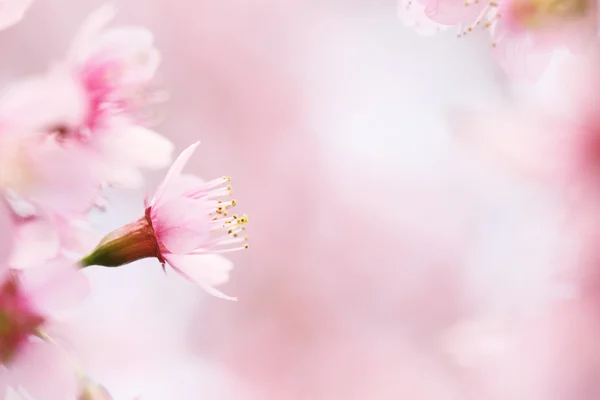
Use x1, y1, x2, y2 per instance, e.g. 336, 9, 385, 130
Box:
68, 3, 117, 62
22, 261, 90, 314
398, 0, 447, 36
153, 197, 211, 255
83, 27, 161, 85
153, 173, 205, 207
491, 35, 553, 81
95, 160, 144, 189
10, 340, 78, 400
561, 21, 597, 54
164, 254, 236, 301
151, 142, 200, 207
99, 126, 174, 170
0, 69, 87, 131
425, 0, 486, 25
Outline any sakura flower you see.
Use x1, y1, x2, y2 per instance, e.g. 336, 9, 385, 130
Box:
34, 4, 173, 188
81, 142, 248, 300
0, 261, 90, 400
398, 0, 598, 78
0, 0, 33, 30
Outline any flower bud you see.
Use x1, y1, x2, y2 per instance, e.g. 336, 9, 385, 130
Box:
79, 212, 161, 268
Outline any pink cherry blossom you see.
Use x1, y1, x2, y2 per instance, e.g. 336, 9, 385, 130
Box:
82, 142, 248, 300
398, 0, 598, 79
7, 4, 174, 188
0, 0, 33, 30
0, 261, 90, 400
62, 4, 172, 187
146, 142, 248, 300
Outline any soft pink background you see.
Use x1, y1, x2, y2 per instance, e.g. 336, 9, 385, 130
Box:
2, 1, 592, 399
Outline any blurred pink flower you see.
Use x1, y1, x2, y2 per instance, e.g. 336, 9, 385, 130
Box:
61, 4, 172, 188
398, 0, 597, 79
490, 0, 597, 79
3, 4, 174, 188
0, 0, 33, 30
0, 261, 90, 400
82, 142, 248, 300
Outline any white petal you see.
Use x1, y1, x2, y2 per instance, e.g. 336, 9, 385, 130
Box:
85, 27, 160, 84
96, 160, 144, 189
68, 3, 116, 61
100, 126, 174, 170
153, 197, 211, 254
0, 69, 87, 131
153, 173, 205, 207
165, 254, 237, 301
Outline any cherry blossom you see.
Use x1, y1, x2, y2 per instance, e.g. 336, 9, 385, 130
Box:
81, 142, 248, 300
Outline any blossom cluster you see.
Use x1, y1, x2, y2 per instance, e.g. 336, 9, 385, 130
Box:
0, 3, 247, 399
398, 0, 598, 79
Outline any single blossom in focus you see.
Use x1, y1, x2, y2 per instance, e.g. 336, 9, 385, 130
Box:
0, 262, 90, 400
0, 0, 33, 30
81, 142, 248, 300
398, 0, 597, 78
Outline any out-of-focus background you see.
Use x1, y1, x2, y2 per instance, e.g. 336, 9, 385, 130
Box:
1, 1, 593, 399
